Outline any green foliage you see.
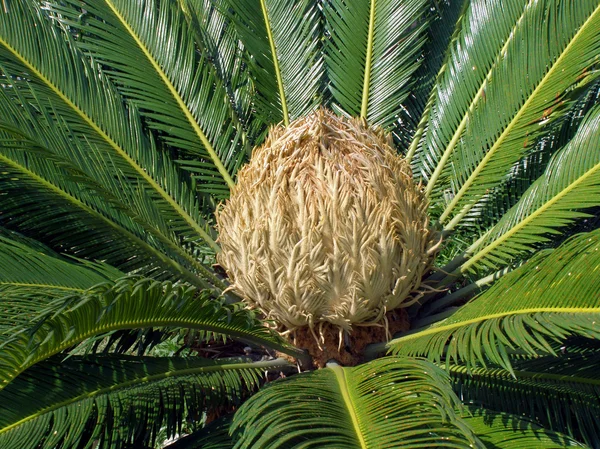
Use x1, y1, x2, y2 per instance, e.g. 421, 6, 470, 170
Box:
0, 276, 302, 389
389, 229, 600, 373
323, 0, 429, 127
0, 0, 599, 447
0, 355, 290, 449
449, 344, 600, 447
231, 357, 483, 448
461, 408, 585, 448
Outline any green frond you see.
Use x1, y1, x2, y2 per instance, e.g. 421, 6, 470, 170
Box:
462, 408, 587, 448
0, 355, 290, 449
0, 89, 219, 286
46, 0, 247, 195
229, 0, 323, 125
177, 0, 264, 144
449, 350, 600, 447
410, 0, 530, 183
403, 0, 468, 157
164, 418, 234, 449
0, 231, 121, 334
388, 229, 600, 373
438, 0, 600, 228
0, 1, 221, 257
414, 0, 600, 229
231, 357, 483, 449
0, 276, 305, 390
324, 0, 429, 128
461, 103, 600, 273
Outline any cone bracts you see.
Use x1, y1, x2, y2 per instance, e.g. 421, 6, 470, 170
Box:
216, 109, 439, 352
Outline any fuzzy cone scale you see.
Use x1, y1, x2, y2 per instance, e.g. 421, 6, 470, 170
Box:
216, 110, 438, 339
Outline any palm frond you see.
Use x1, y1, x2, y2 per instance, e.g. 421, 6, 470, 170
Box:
434, 79, 600, 267
462, 408, 587, 449
323, 0, 429, 128
229, 0, 323, 125
0, 231, 121, 334
460, 103, 600, 273
45, 0, 248, 195
0, 88, 220, 286
230, 357, 483, 449
449, 75, 600, 242
402, 0, 468, 155
415, 1, 600, 230
0, 276, 305, 390
410, 0, 530, 184
388, 229, 600, 374
0, 1, 221, 258
449, 350, 600, 448
0, 355, 289, 449
177, 0, 264, 144
438, 1, 600, 228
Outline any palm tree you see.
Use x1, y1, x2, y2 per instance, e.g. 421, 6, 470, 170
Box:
0, 0, 599, 447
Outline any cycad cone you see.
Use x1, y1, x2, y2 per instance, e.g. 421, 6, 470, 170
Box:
216, 109, 439, 346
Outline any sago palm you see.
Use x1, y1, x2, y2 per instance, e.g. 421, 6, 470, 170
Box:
0, 0, 599, 447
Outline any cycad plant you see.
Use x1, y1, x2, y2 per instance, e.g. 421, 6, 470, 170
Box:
0, 0, 599, 448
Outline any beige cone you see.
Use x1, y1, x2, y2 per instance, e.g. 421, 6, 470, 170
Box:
216, 109, 439, 339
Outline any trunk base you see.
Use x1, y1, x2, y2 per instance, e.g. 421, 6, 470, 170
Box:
283, 309, 410, 368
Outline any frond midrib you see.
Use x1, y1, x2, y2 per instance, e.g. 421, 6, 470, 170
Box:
0, 282, 84, 292
328, 363, 368, 449
451, 365, 600, 387
4, 314, 305, 391
360, 0, 376, 119
424, 0, 533, 197
0, 358, 289, 436
260, 0, 289, 125
0, 151, 206, 287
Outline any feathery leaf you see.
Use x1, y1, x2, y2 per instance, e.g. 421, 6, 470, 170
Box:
0, 1, 221, 257
461, 103, 600, 273
0, 276, 304, 390
324, 0, 429, 128
229, 0, 324, 125
389, 229, 600, 373
438, 0, 600, 228
0, 355, 289, 449
231, 357, 483, 449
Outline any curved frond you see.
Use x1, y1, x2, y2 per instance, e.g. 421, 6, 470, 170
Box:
0, 355, 289, 449
231, 357, 483, 449
0, 1, 221, 257
177, 0, 264, 143
0, 88, 219, 286
439, 0, 600, 228
461, 103, 600, 273
450, 350, 600, 447
0, 277, 305, 390
462, 79, 600, 234
0, 232, 121, 333
164, 418, 234, 449
463, 408, 587, 449
415, 0, 600, 229
46, 0, 249, 194
388, 229, 600, 373
324, 0, 429, 127
410, 0, 529, 182
229, 0, 324, 125
403, 0, 468, 156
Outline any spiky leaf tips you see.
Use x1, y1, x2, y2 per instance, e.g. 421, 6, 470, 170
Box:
216, 109, 439, 352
